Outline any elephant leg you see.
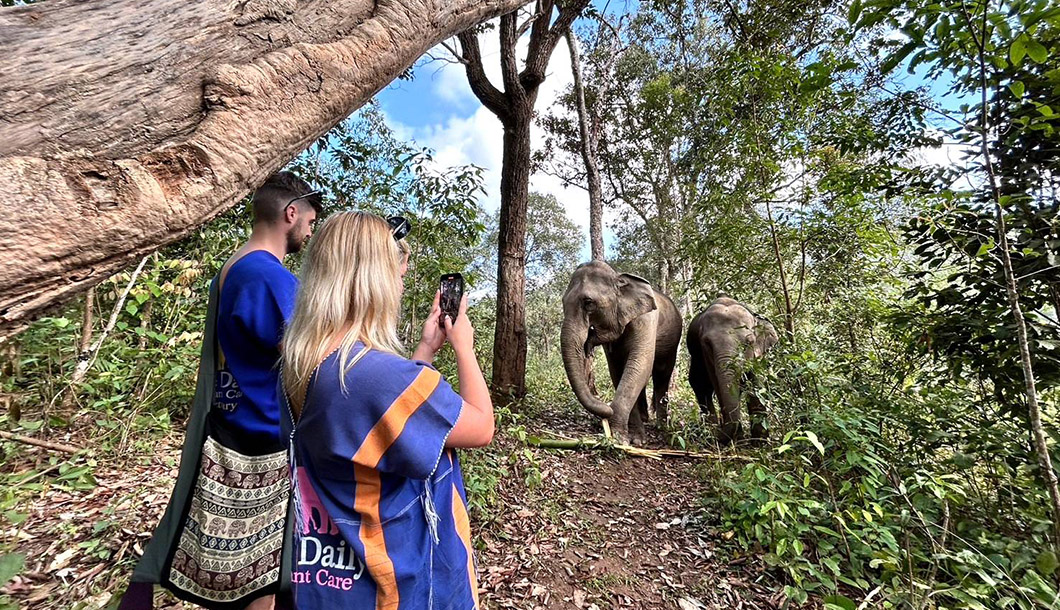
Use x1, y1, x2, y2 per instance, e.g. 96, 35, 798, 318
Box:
605, 315, 658, 445
604, 349, 631, 441
745, 371, 767, 440
629, 397, 646, 445
652, 385, 670, 428
651, 346, 677, 427
688, 340, 716, 424
712, 349, 743, 444
637, 389, 650, 424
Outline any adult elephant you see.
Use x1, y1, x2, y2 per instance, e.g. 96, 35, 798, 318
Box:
687, 297, 779, 444
560, 261, 682, 444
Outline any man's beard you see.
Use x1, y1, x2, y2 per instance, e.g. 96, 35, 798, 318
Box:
285, 227, 305, 254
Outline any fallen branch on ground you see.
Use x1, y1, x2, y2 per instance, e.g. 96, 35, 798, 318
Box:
524, 434, 756, 461
0, 430, 81, 454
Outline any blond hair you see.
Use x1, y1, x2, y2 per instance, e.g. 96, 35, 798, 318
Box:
282, 211, 407, 416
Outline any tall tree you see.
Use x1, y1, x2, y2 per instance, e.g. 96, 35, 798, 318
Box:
565, 28, 608, 261
860, 0, 1060, 550
454, 0, 589, 400
0, 0, 529, 343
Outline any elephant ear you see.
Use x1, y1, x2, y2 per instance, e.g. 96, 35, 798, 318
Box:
752, 318, 779, 357
616, 273, 657, 329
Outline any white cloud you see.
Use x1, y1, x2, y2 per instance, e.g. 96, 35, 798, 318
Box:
384, 14, 601, 261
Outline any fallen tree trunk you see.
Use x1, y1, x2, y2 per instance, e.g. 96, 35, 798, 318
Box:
0, 0, 529, 342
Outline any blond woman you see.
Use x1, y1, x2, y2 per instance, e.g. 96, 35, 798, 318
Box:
280, 211, 493, 609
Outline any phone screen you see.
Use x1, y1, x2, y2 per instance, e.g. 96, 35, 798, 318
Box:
439, 273, 464, 324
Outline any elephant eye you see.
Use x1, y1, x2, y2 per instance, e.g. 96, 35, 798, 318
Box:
582, 297, 595, 310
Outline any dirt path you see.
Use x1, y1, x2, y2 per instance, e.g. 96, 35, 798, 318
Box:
1, 411, 781, 609
476, 425, 782, 609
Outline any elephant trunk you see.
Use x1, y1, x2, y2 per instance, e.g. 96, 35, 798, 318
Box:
561, 319, 613, 419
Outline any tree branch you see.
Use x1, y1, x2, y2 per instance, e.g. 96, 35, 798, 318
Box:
499, 11, 523, 101
457, 30, 512, 121
516, 5, 545, 39
0, 0, 533, 343
522, 0, 590, 90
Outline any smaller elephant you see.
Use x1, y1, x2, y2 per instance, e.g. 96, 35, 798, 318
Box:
687, 297, 778, 444
561, 261, 683, 444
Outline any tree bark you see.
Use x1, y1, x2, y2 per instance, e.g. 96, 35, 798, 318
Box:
79, 289, 95, 354
492, 109, 532, 399
457, 0, 589, 401
566, 30, 604, 261
0, 0, 530, 343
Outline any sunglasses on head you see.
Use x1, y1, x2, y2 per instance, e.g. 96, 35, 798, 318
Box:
387, 216, 411, 241
282, 189, 322, 215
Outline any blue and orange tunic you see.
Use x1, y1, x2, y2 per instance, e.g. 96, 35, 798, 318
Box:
281, 343, 480, 610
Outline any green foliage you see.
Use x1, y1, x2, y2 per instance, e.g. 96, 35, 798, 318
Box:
896, 199, 1060, 409
479, 192, 582, 290
716, 345, 1060, 607
286, 103, 488, 344
2, 104, 489, 451
3, 205, 247, 445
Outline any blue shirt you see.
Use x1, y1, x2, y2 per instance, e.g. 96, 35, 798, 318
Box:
281, 344, 478, 610
215, 250, 298, 446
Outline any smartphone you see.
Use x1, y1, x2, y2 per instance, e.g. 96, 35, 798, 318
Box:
439, 273, 465, 326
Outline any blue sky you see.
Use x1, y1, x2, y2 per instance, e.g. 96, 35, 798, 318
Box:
374, 15, 595, 254
373, 3, 631, 261
371, 7, 959, 261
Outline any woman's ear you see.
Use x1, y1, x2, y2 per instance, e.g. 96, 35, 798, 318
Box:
616, 274, 656, 329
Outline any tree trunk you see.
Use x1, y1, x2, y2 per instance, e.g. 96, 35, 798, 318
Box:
492, 110, 531, 399
566, 30, 604, 261
79, 289, 95, 354
456, 0, 588, 402
765, 198, 795, 335
963, 8, 1060, 552
0, 0, 530, 343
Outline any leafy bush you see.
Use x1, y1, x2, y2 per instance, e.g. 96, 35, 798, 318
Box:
716, 347, 1060, 608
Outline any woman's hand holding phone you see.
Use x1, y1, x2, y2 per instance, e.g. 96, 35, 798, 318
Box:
443, 294, 473, 354
443, 292, 493, 448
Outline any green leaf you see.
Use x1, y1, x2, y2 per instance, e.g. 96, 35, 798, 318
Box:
1026, 39, 1048, 64
881, 41, 918, 74
1009, 80, 1025, 97
805, 430, 825, 454
975, 240, 995, 256
0, 553, 25, 586
824, 594, 857, 610
2, 511, 27, 525
125, 302, 138, 316
1037, 550, 1058, 575
847, 0, 862, 25
1011, 35, 1027, 66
